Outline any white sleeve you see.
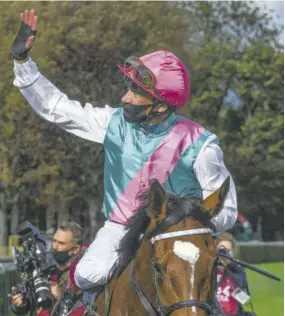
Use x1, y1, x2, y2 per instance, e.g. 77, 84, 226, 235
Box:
194, 139, 238, 232
13, 58, 116, 144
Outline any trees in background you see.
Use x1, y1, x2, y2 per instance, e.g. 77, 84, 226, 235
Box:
0, 1, 283, 241
184, 2, 283, 240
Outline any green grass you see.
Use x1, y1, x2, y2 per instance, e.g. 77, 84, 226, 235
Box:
246, 262, 284, 316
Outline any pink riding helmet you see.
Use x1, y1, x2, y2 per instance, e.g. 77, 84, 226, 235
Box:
118, 50, 191, 108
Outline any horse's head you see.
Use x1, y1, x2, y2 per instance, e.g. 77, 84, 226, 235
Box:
143, 178, 230, 315
113, 178, 230, 316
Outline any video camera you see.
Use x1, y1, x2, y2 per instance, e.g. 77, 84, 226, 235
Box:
12, 221, 59, 312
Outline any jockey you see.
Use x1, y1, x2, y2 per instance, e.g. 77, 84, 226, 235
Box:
11, 9, 237, 303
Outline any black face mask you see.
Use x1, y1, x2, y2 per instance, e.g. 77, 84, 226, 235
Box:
123, 103, 152, 124
53, 247, 74, 265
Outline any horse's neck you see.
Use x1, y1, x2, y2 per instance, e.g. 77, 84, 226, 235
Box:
99, 240, 156, 315
133, 240, 157, 294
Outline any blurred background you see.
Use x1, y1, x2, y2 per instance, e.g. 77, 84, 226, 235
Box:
0, 1, 283, 315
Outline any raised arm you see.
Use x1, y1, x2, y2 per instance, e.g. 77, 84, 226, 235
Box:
11, 9, 115, 144
194, 139, 238, 232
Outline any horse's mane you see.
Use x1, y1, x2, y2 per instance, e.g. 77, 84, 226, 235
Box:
110, 187, 214, 278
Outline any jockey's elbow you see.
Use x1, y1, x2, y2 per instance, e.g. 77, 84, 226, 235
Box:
74, 261, 94, 289
74, 262, 84, 289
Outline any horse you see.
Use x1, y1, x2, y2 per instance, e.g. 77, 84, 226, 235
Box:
94, 177, 230, 316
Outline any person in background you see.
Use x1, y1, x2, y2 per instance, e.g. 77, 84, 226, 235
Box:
215, 232, 256, 316
8, 221, 88, 316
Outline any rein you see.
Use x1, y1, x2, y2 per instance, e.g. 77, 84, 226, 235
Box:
130, 228, 214, 316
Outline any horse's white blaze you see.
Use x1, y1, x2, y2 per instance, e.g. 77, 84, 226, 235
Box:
173, 240, 200, 264
173, 241, 200, 314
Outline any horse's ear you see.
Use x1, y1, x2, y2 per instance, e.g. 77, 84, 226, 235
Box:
146, 180, 168, 224
203, 176, 230, 217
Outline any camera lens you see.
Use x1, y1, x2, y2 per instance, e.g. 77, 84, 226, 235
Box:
33, 270, 54, 309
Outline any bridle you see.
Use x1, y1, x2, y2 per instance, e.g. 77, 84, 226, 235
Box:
130, 228, 215, 316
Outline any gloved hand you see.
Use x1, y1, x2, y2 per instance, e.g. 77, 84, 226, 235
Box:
8, 286, 26, 307
11, 9, 38, 61
217, 246, 232, 266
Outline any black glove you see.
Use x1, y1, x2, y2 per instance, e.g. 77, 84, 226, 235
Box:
217, 246, 231, 258
11, 21, 37, 60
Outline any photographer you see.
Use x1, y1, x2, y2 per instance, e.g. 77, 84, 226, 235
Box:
215, 233, 256, 316
8, 222, 88, 316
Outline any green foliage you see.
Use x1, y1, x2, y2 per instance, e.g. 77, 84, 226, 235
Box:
182, 1, 283, 239
0, 1, 283, 239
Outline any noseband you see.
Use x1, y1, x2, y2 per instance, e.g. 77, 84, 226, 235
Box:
130, 228, 214, 315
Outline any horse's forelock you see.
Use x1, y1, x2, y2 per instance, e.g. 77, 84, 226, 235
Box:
147, 195, 203, 238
